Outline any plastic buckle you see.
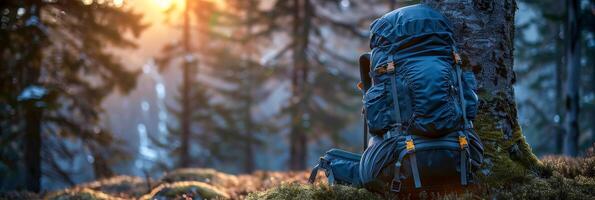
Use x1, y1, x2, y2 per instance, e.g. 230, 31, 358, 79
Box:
452, 51, 462, 65
458, 135, 468, 149
386, 62, 395, 73
405, 138, 415, 151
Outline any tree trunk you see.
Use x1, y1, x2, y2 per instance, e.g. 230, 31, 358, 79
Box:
422, 0, 542, 183
24, 104, 41, 192
243, 0, 256, 173
555, 26, 564, 154
92, 151, 114, 179
23, 0, 43, 192
179, 0, 193, 168
563, 0, 581, 156
288, 0, 311, 170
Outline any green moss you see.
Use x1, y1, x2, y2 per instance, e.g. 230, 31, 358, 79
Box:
473, 113, 543, 185
161, 168, 238, 186
45, 188, 122, 200
484, 173, 595, 200
246, 183, 381, 200
140, 181, 229, 200
77, 175, 149, 198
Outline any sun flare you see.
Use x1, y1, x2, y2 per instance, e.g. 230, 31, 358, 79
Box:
153, 0, 183, 10
152, 0, 225, 10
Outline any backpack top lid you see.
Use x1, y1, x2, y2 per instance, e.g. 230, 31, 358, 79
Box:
369, 4, 455, 70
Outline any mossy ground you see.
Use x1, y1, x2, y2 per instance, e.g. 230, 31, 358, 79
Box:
2, 150, 593, 200
246, 183, 382, 200
140, 181, 229, 200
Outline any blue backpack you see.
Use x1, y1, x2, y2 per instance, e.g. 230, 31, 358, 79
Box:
309, 4, 484, 197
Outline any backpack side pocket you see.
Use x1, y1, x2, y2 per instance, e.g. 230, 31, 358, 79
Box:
364, 82, 392, 135
462, 71, 479, 120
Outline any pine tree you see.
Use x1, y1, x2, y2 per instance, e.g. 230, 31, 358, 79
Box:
514, 0, 594, 155
198, 0, 278, 173
563, 0, 582, 156
157, 0, 220, 168
0, 0, 145, 191
243, 0, 384, 170
514, 0, 567, 154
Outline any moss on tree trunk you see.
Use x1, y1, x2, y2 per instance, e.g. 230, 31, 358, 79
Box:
421, 0, 543, 184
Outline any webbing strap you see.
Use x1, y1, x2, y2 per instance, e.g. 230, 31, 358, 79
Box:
405, 135, 421, 188
458, 132, 469, 186
453, 49, 469, 129
460, 151, 468, 186
388, 57, 402, 128
308, 158, 335, 185
451, 43, 473, 187
410, 153, 421, 188
308, 164, 319, 184
327, 167, 336, 185
390, 161, 402, 193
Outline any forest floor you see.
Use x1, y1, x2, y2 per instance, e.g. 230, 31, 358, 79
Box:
1, 151, 594, 200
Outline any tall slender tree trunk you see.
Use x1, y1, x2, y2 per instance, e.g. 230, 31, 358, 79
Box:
243, 95, 256, 172
288, 0, 311, 170
243, 0, 256, 173
92, 151, 114, 179
422, 0, 542, 183
555, 26, 565, 154
563, 0, 581, 156
179, 0, 192, 167
24, 104, 41, 192
23, 0, 43, 192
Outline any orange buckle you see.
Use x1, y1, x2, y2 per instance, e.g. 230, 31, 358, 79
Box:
374, 62, 395, 75
357, 82, 363, 90
458, 135, 468, 149
406, 139, 415, 151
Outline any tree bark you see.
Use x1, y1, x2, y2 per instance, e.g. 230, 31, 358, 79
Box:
242, 0, 257, 173
24, 104, 41, 192
422, 0, 542, 183
179, 0, 193, 168
563, 0, 581, 157
288, 0, 311, 170
23, 0, 43, 192
555, 25, 564, 154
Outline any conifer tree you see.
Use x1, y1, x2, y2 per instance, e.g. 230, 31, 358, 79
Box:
515, 0, 594, 155
157, 0, 220, 168
0, 0, 145, 191
199, 0, 277, 173
240, 0, 384, 170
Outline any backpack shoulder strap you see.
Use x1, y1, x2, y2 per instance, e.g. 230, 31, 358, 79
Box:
452, 46, 470, 129
452, 43, 472, 186
387, 56, 402, 130
308, 163, 320, 184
